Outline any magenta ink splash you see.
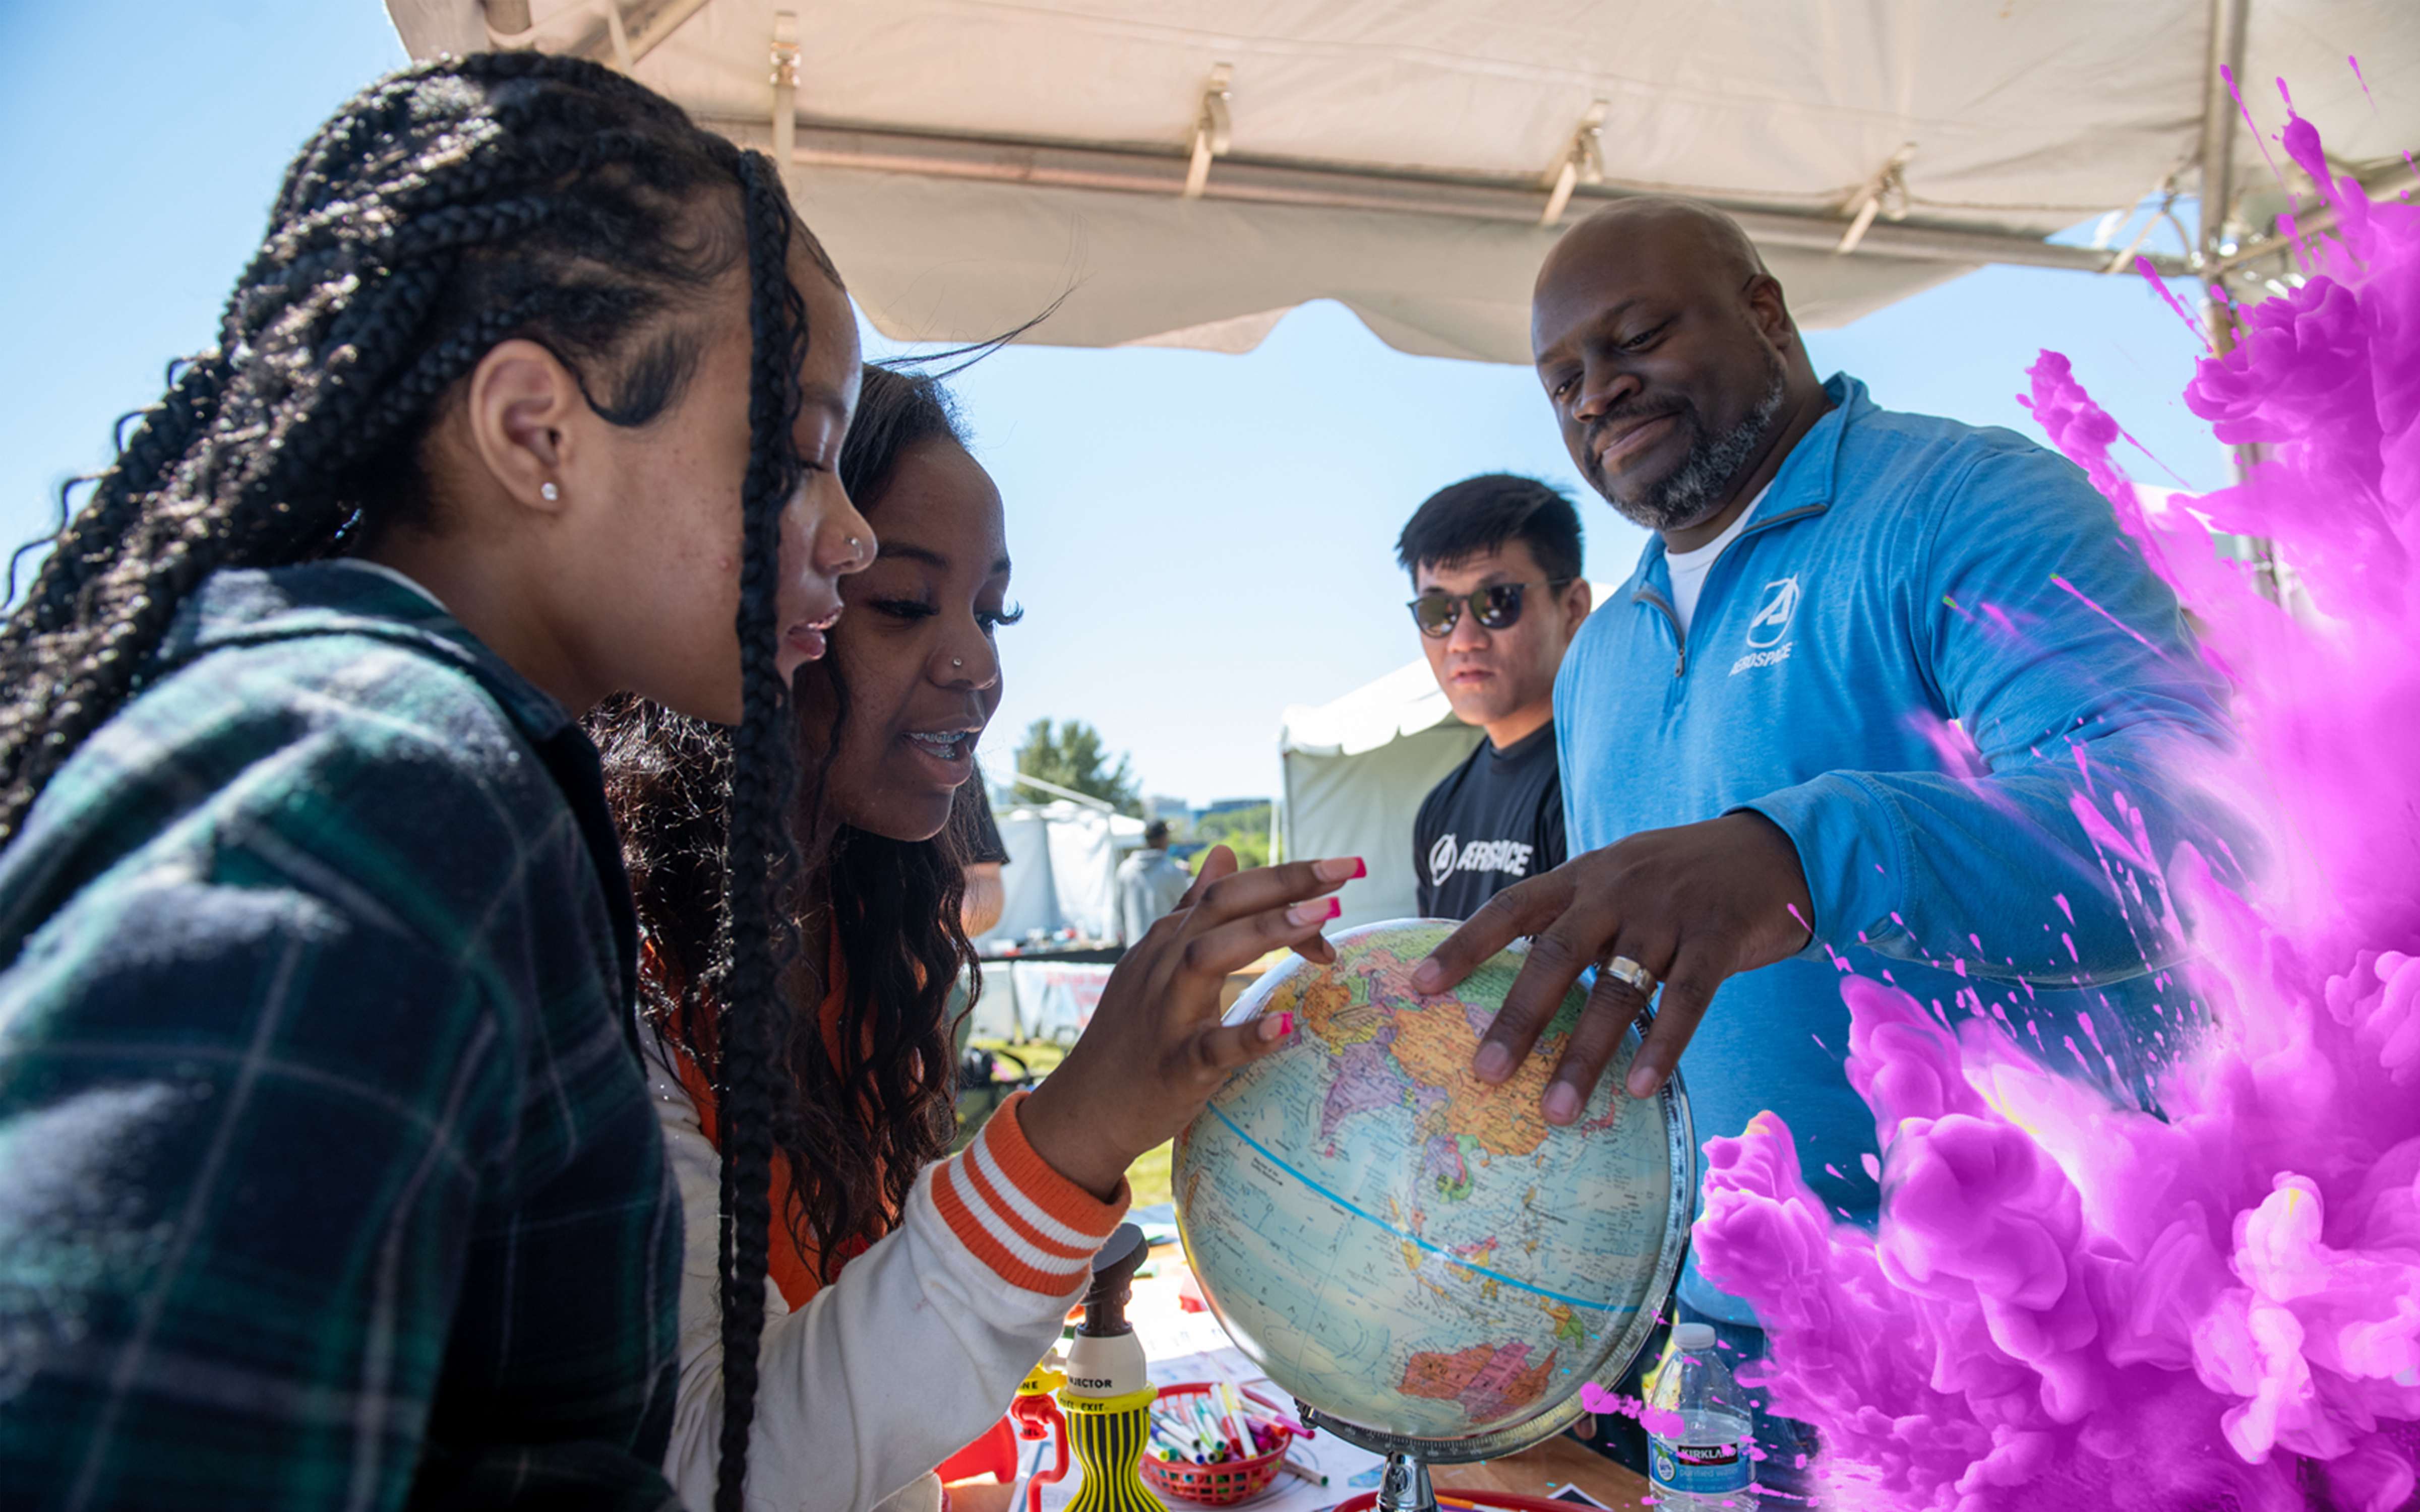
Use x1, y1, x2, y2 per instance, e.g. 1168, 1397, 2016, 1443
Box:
1688, 98, 2420, 1510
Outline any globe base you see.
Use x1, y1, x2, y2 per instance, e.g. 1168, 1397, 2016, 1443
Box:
1375, 1453, 1435, 1512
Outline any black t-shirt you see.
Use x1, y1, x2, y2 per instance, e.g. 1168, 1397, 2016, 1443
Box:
953, 783, 1011, 866
1413, 723, 1565, 920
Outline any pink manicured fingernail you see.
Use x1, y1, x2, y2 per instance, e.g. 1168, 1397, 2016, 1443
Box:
1314, 856, 1364, 883
1543, 1082, 1582, 1124
1287, 898, 1340, 926
1260, 1012, 1295, 1041
1474, 1042, 1512, 1082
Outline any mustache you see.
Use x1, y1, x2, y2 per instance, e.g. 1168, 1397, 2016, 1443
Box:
1583, 400, 1690, 459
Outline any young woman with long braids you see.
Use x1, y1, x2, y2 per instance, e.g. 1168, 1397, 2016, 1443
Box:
0, 55, 885, 1509
0, 54, 1356, 1512
593, 365, 1360, 1512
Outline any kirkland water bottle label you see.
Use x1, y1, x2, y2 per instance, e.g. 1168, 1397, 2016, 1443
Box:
1650, 1436, 1752, 1495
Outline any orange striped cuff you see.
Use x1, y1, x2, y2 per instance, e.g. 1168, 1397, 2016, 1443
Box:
933, 1091, 1129, 1295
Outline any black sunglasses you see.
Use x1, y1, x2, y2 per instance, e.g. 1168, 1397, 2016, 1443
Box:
1407, 579, 1571, 639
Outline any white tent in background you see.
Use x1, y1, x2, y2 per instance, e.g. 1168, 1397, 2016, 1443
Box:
988, 797, 1145, 947
972, 789, 1142, 1044
1280, 659, 1482, 928
387, 2, 2413, 362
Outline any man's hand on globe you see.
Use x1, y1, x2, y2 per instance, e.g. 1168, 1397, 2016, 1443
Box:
1018, 849, 1365, 1200
1410, 812, 1814, 1120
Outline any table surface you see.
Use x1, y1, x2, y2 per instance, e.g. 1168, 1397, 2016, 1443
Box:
1432, 1433, 1649, 1506
960, 1438, 1651, 1512
1014, 1247, 1658, 1512
982, 1429, 1651, 1512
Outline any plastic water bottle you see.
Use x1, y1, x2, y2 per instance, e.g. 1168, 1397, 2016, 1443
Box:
1645, 1322, 1756, 1508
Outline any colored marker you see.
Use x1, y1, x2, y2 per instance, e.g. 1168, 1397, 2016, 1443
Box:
1278, 1456, 1327, 1487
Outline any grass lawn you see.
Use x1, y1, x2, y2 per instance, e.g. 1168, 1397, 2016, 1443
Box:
1127, 1138, 1174, 1211
962, 1038, 1176, 1210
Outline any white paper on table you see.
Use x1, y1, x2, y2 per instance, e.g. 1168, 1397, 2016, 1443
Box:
1136, 1306, 1240, 1364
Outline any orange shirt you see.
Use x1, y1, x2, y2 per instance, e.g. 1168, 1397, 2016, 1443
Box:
672, 950, 886, 1311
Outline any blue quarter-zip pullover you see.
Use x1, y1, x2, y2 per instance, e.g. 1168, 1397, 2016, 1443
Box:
1555, 374, 2240, 1321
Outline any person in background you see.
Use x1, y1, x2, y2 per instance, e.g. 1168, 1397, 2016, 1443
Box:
1399, 474, 1592, 919
948, 782, 1010, 1070
1117, 818, 1194, 946
955, 781, 1009, 942
1416, 196, 2241, 1500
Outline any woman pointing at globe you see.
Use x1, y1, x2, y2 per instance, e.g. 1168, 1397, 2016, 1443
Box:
596, 363, 1364, 1512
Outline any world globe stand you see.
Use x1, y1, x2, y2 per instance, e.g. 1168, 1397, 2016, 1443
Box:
1375, 1453, 1432, 1512
1296, 1370, 1635, 1512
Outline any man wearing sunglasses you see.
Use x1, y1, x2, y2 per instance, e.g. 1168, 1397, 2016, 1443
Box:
1398, 474, 1591, 921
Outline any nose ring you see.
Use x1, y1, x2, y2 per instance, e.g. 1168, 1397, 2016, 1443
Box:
951, 658, 964, 669
845, 535, 862, 551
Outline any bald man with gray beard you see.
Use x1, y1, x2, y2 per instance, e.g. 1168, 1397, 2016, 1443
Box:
1414, 197, 2245, 1502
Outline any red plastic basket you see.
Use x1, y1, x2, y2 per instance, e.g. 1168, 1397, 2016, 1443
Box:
1139, 1381, 1302, 1506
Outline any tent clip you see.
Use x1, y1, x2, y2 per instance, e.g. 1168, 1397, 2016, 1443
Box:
1184, 64, 1235, 199
770, 11, 800, 90
770, 11, 800, 184
485, 0, 628, 69
1540, 101, 1608, 226
482, 0, 711, 73
1836, 143, 1917, 255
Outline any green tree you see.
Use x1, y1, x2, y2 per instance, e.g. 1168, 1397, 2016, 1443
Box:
1190, 801, 1276, 871
1013, 718, 1143, 816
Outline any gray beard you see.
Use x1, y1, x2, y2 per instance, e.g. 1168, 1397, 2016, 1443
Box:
1610, 365, 1787, 533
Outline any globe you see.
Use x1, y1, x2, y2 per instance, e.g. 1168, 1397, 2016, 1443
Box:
1172, 919, 1693, 1454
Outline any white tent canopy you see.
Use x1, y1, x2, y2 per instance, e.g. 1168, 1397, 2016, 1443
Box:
1280, 658, 1483, 928
389, 1, 2415, 364
988, 798, 1145, 947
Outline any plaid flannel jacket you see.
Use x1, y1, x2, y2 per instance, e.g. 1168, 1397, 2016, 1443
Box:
0, 564, 683, 1510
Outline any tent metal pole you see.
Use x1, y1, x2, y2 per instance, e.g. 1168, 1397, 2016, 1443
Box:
2196, 0, 2250, 275
1007, 771, 1121, 814
2215, 159, 2417, 271
515, 0, 709, 70
2195, 0, 2276, 599
703, 116, 2190, 278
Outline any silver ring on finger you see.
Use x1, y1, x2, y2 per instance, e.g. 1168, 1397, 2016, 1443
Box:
1603, 955, 1657, 995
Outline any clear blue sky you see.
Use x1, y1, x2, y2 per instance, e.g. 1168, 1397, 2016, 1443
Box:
0, 1, 2230, 806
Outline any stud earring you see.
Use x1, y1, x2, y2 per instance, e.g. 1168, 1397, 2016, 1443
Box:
540, 481, 560, 501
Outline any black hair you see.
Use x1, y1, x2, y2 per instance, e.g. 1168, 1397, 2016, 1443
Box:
841, 363, 970, 506
1394, 473, 1585, 585
1144, 818, 1172, 846
714, 146, 817, 1512
0, 54, 828, 1512
592, 358, 984, 1325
